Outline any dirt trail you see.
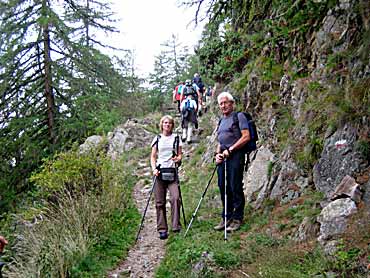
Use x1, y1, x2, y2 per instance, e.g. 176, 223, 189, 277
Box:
108, 159, 165, 278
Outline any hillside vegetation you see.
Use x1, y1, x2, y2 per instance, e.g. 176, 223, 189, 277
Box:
0, 0, 369, 277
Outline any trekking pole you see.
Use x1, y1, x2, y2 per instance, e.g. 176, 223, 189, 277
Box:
224, 158, 228, 241
176, 165, 187, 227
135, 174, 158, 243
184, 164, 218, 237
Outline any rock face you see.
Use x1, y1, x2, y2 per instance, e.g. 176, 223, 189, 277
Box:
79, 118, 155, 159
313, 124, 364, 199
243, 147, 276, 208
270, 158, 309, 204
211, 0, 370, 253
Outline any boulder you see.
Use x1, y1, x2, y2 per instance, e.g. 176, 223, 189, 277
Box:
317, 198, 357, 242
243, 147, 276, 208
79, 135, 104, 154
331, 175, 362, 204
107, 127, 129, 160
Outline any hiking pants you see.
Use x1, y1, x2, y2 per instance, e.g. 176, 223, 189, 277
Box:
154, 178, 181, 232
217, 151, 245, 221
182, 122, 194, 142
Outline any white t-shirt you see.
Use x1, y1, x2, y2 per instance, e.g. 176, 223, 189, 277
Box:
151, 133, 182, 168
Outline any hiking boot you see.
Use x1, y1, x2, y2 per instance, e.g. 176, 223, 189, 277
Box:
213, 219, 231, 231
226, 219, 242, 232
159, 231, 168, 240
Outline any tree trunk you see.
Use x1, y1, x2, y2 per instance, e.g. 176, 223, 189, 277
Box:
42, 0, 56, 144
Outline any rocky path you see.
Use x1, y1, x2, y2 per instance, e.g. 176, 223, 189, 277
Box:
108, 160, 166, 278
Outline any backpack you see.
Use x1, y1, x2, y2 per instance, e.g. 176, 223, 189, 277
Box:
154, 134, 181, 167
193, 77, 204, 91
176, 84, 183, 95
183, 85, 198, 98
217, 111, 259, 170
193, 76, 202, 85
185, 99, 194, 111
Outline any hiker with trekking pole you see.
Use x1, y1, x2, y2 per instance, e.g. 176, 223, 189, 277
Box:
213, 92, 251, 236
143, 115, 184, 240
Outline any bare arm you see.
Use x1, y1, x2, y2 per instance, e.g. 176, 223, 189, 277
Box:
197, 89, 202, 104
172, 89, 176, 102
222, 129, 250, 158
172, 145, 182, 164
0, 235, 8, 253
150, 145, 159, 176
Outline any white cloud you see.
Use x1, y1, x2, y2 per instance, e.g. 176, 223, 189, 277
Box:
107, 0, 204, 76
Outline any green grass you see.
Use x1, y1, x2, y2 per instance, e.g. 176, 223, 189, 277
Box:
71, 207, 139, 277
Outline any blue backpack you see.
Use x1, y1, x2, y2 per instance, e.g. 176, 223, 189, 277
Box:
185, 99, 194, 111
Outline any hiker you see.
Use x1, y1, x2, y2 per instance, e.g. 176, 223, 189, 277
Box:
180, 79, 202, 114
150, 115, 183, 240
172, 80, 184, 113
192, 73, 205, 95
0, 236, 7, 253
214, 92, 250, 232
180, 94, 198, 144
204, 85, 214, 113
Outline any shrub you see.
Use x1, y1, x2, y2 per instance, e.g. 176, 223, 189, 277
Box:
4, 149, 137, 277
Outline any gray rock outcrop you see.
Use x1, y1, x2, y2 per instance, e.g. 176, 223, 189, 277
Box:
317, 198, 357, 253
243, 147, 276, 208
313, 124, 364, 199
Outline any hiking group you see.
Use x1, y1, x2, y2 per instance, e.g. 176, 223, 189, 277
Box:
138, 73, 257, 241
172, 73, 214, 144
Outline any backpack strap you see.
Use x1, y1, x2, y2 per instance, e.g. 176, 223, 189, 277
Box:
173, 134, 179, 157
154, 134, 161, 152
232, 112, 242, 137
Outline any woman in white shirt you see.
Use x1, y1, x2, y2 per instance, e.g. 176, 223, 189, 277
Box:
150, 115, 183, 240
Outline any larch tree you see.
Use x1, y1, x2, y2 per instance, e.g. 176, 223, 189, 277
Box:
0, 0, 126, 210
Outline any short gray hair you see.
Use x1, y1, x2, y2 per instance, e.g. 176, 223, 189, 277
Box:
217, 92, 234, 104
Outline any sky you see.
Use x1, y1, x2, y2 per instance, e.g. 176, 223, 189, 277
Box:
107, 0, 205, 77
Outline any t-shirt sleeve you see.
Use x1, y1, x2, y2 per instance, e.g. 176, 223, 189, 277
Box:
151, 136, 158, 148
238, 113, 250, 131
